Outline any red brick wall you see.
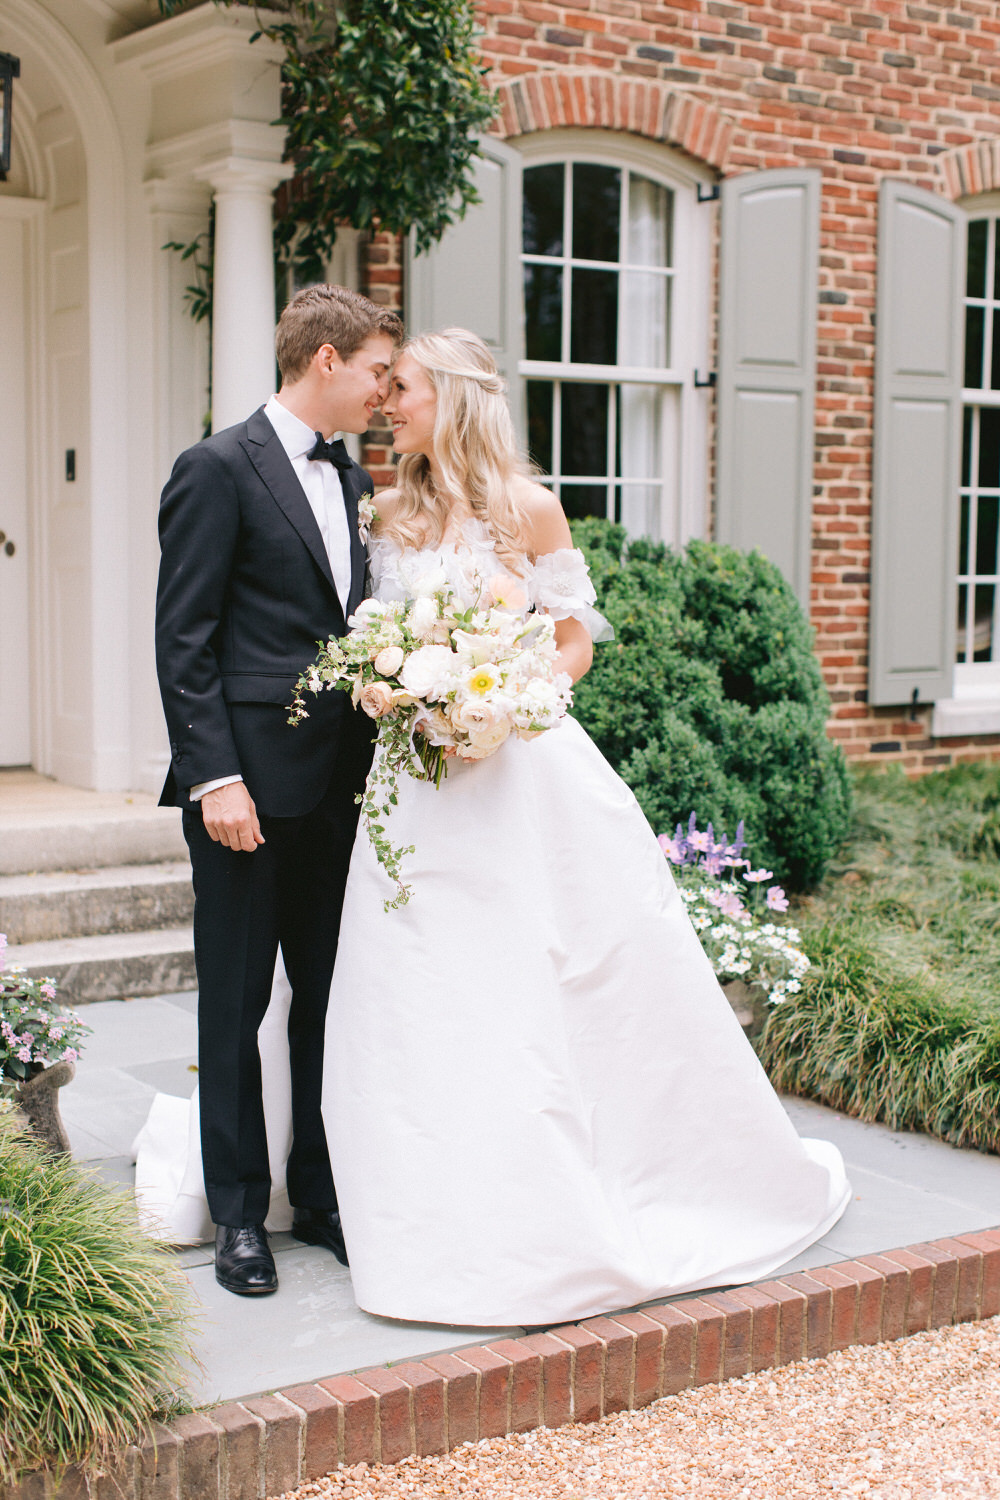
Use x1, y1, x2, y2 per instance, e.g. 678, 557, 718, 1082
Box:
368, 0, 1000, 769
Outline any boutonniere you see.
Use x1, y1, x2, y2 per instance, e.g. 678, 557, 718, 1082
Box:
357, 492, 376, 545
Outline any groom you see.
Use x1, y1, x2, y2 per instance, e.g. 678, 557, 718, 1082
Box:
155, 285, 402, 1295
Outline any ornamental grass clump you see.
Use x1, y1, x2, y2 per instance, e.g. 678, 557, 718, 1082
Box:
756, 762, 1000, 1153
570, 520, 851, 890
0, 1116, 193, 1483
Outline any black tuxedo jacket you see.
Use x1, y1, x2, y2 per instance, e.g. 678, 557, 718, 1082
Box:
155, 407, 372, 817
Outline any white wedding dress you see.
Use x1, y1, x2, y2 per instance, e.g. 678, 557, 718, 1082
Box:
134, 523, 849, 1327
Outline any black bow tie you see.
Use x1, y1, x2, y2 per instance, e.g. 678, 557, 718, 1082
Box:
307, 433, 353, 471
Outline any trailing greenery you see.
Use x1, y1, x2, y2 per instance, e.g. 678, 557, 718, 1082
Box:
570, 519, 852, 889
156, 0, 497, 283
0, 1118, 193, 1482
757, 763, 1000, 1153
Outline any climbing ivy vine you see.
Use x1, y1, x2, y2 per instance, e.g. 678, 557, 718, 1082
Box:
155, 0, 497, 285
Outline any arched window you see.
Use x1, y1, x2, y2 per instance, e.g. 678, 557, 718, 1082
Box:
517, 134, 710, 546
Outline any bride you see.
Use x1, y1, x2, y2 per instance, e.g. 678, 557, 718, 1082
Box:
136, 328, 849, 1327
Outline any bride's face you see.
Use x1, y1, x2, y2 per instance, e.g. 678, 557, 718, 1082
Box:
384, 352, 437, 458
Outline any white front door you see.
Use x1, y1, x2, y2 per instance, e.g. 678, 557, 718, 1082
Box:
0, 210, 32, 765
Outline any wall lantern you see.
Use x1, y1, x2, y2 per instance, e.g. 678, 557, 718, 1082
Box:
0, 52, 20, 181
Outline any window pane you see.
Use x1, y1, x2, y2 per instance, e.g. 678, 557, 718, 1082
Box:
524, 263, 563, 361
980, 408, 1000, 489
977, 496, 999, 577
960, 494, 970, 575
617, 484, 660, 536
991, 312, 1000, 392
965, 306, 985, 389
962, 406, 972, 488
570, 268, 618, 364
957, 582, 969, 662
526, 381, 553, 474
617, 384, 661, 480
523, 164, 564, 258
628, 175, 671, 268
561, 382, 608, 477
968, 219, 988, 299
620, 272, 669, 367
560, 484, 609, 520
974, 583, 995, 660
571, 163, 620, 264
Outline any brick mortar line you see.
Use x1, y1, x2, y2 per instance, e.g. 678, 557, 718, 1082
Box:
16, 1229, 1000, 1500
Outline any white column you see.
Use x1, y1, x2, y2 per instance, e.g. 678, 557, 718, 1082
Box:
196, 158, 294, 433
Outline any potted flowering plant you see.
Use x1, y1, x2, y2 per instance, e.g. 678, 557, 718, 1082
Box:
659, 815, 811, 1032
0, 933, 90, 1153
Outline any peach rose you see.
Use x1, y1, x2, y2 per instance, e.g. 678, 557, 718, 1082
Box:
359, 680, 395, 719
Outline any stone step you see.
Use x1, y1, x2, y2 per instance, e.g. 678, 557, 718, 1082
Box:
6, 925, 196, 1005
0, 810, 186, 875
0, 862, 194, 944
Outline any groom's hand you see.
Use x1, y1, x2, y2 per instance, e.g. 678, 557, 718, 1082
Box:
201, 783, 265, 852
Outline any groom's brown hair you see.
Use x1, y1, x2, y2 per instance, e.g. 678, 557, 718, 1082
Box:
276, 285, 403, 382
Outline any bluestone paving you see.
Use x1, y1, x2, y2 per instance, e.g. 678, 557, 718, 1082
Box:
63, 991, 1000, 1405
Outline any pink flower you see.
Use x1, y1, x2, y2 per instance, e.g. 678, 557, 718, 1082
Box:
40, 984, 56, 1000
657, 834, 684, 863
62, 1047, 78, 1063
766, 886, 790, 912
744, 867, 774, 883
17, 1046, 32, 1063
688, 830, 711, 852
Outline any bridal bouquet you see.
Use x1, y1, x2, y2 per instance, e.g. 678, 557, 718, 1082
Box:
288, 569, 572, 908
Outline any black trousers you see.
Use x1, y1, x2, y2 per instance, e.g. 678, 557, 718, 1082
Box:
183, 720, 373, 1228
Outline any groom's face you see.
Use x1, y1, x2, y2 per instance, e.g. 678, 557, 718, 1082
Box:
322, 333, 394, 435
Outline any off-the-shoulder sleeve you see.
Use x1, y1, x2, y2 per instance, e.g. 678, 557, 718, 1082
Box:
529, 548, 615, 642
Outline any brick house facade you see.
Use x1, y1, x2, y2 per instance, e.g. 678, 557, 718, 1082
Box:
361, 0, 1000, 771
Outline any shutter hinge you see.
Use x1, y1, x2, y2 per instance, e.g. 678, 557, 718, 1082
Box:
910, 686, 920, 721
694, 370, 717, 388
697, 182, 721, 203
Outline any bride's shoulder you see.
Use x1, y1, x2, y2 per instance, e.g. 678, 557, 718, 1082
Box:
511, 476, 574, 557
372, 487, 402, 534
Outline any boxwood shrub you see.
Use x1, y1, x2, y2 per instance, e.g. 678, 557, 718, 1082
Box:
570, 519, 852, 889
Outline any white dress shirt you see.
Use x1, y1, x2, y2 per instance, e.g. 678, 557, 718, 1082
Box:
190, 395, 355, 804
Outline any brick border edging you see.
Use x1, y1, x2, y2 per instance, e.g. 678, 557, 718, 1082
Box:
17, 1231, 1000, 1500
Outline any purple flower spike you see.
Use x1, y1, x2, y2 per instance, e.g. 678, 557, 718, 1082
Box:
687, 810, 698, 836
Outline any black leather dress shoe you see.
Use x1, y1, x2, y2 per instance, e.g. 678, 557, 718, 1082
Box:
291, 1207, 349, 1266
214, 1224, 278, 1296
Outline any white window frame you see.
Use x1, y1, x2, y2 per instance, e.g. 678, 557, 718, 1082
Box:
515, 130, 712, 550
933, 190, 1000, 736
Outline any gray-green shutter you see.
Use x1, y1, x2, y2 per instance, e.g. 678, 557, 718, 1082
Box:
405, 135, 525, 437
717, 168, 821, 606
869, 180, 965, 707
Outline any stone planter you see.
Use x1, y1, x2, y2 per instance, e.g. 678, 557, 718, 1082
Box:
722, 978, 768, 1039
14, 1059, 75, 1155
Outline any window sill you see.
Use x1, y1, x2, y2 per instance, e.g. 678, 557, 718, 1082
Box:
931, 698, 1000, 738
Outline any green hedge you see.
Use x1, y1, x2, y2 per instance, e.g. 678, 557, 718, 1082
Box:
570, 520, 852, 888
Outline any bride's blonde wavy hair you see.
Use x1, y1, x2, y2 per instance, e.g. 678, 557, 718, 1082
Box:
378, 328, 531, 568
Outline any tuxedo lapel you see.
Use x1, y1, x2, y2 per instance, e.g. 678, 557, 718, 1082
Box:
341, 465, 370, 620
240, 409, 339, 598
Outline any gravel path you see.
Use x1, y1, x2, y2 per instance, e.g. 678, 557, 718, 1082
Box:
279, 1317, 1000, 1499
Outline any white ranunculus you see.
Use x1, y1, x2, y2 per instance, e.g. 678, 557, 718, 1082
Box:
452, 699, 504, 737
468, 718, 511, 754
407, 596, 439, 641
400, 643, 456, 700
373, 645, 404, 677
